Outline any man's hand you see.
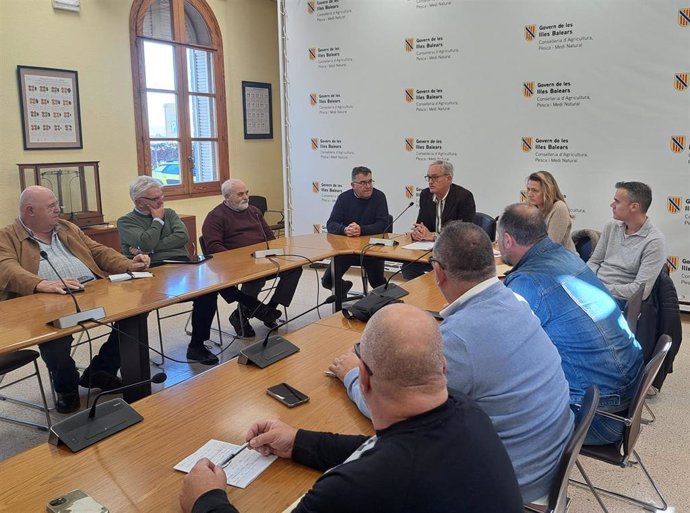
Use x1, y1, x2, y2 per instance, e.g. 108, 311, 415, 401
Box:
35, 279, 83, 294
150, 204, 165, 221
179, 458, 227, 513
344, 222, 361, 237
246, 419, 298, 459
410, 222, 433, 241
328, 350, 359, 381
128, 253, 150, 271
128, 246, 141, 256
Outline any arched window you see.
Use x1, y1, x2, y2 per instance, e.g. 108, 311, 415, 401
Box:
130, 0, 228, 199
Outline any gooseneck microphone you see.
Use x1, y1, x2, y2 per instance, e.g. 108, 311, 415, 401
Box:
238, 295, 337, 368
39, 250, 106, 328
371, 249, 433, 299
251, 209, 284, 258
48, 372, 166, 452
368, 201, 415, 247
88, 372, 167, 418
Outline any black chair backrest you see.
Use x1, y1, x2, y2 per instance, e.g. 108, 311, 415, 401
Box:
623, 335, 671, 456
248, 195, 268, 215
473, 212, 496, 241
545, 385, 600, 513
198, 236, 208, 255
623, 283, 645, 335
574, 237, 593, 262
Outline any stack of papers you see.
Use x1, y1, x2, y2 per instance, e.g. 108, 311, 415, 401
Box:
107, 271, 154, 282
401, 241, 435, 251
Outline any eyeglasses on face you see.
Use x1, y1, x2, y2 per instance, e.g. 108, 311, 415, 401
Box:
352, 179, 374, 187
428, 257, 444, 269
424, 174, 448, 183
354, 342, 373, 376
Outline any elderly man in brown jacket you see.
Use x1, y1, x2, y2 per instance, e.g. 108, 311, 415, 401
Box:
0, 186, 150, 413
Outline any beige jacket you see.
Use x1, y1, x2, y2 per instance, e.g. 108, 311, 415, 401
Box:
0, 219, 131, 300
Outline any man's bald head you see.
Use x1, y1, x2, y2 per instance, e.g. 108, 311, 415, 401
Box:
359, 303, 446, 397
19, 186, 61, 233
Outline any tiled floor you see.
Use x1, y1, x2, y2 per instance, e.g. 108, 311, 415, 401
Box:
1, 265, 688, 512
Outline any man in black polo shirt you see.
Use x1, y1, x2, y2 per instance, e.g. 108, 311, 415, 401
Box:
180, 304, 523, 513
322, 166, 390, 296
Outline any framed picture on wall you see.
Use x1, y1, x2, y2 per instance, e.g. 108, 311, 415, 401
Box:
17, 65, 83, 150
242, 81, 273, 139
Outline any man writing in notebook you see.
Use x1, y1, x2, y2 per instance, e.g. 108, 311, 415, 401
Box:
180, 304, 523, 513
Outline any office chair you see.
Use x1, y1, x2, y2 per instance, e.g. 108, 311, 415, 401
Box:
248, 195, 285, 237
525, 385, 600, 513
473, 212, 496, 241
0, 350, 52, 431
573, 335, 672, 513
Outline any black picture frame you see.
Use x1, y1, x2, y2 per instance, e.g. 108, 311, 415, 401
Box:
242, 81, 273, 139
17, 65, 83, 150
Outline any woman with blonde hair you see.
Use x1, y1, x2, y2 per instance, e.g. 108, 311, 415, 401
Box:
525, 171, 576, 252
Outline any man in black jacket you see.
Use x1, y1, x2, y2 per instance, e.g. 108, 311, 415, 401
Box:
403, 160, 476, 279
179, 304, 523, 513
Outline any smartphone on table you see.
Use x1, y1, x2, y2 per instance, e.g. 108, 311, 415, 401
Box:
266, 383, 310, 407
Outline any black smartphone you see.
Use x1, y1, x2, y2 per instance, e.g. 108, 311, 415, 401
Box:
266, 383, 309, 407
426, 310, 443, 321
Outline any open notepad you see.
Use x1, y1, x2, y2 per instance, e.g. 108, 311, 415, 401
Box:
107, 271, 154, 282
175, 439, 277, 488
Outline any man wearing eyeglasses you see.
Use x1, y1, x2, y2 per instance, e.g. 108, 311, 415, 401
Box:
0, 186, 151, 413
322, 166, 390, 297
180, 303, 524, 513
403, 160, 476, 279
118, 177, 281, 364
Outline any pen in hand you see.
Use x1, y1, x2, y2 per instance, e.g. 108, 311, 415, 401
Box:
219, 442, 249, 468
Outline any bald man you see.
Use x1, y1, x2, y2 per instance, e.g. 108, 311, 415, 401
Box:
202, 179, 302, 338
329, 221, 573, 504
180, 304, 522, 513
0, 186, 150, 413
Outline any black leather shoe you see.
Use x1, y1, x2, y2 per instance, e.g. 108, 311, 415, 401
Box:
229, 309, 256, 338
251, 303, 282, 324
56, 391, 81, 414
186, 345, 219, 365
79, 370, 123, 391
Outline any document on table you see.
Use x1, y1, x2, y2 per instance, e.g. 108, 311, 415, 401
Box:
175, 439, 277, 488
401, 241, 434, 251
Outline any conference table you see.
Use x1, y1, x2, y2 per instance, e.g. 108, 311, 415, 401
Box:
0, 235, 448, 513
0, 233, 431, 401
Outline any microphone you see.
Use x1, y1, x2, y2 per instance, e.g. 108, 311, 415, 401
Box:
369, 201, 415, 247
251, 209, 284, 258
39, 250, 106, 328
371, 249, 433, 299
88, 372, 167, 418
238, 295, 337, 368
48, 372, 167, 453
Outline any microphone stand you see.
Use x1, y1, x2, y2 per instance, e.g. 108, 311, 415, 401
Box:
39, 251, 106, 328
370, 249, 433, 299
368, 201, 415, 247
251, 210, 284, 258
238, 296, 336, 368
48, 373, 167, 452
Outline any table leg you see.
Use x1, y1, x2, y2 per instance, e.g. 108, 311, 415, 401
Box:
331, 256, 346, 312
117, 314, 151, 402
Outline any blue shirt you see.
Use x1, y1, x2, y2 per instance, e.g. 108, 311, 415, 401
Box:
504, 237, 643, 411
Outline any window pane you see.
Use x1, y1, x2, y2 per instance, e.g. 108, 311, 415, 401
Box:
191, 141, 218, 183
187, 48, 214, 93
144, 41, 176, 91
184, 1, 211, 46
189, 95, 216, 138
150, 142, 181, 186
142, 0, 173, 40
147, 92, 178, 138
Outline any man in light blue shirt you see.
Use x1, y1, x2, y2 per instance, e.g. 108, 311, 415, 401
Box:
329, 221, 573, 504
